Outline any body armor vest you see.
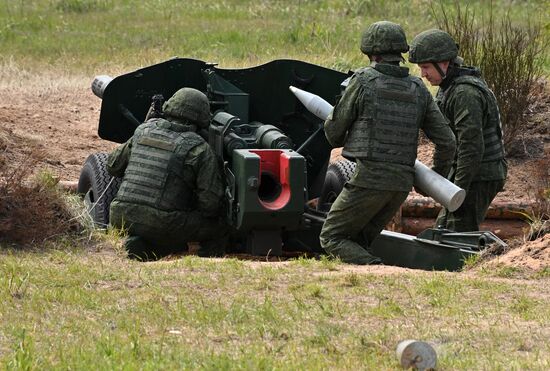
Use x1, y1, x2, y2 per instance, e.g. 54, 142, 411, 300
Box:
342, 67, 423, 166
116, 118, 204, 211
438, 74, 505, 163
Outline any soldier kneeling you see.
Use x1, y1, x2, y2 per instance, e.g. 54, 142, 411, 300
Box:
107, 88, 228, 260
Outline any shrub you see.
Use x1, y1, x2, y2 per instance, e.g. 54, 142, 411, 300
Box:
431, 1, 548, 150
0, 137, 79, 246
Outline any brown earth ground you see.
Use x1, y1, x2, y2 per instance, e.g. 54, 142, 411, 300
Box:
0, 69, 548, 272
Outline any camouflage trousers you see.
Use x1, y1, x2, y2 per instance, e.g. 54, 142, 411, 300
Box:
320, 184, 408, 264
435, 179, 505, 232
110, 200, 229, 260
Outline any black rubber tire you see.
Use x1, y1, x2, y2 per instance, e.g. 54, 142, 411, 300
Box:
317, 159, 356, 211
77, 153, 122, 227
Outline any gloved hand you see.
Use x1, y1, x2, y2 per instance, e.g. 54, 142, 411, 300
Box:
414, 186, 428, 197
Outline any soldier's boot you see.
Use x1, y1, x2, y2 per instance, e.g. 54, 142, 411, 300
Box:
357, 232, 380, 259
321, 237, 382, 265
332, 248, 382, 265
197, 223, 230, 258
125, 236, 161, 261
197, 237, 228, 258
357, 252, 382, 265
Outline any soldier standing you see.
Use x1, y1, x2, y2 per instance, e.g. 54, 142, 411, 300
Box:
107, 88, 228, 260
320, 21, 456, 265
409, 29, 507, 232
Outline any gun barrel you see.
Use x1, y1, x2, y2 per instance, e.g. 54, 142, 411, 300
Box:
289, 85, 465, 212
91, 75, 113, 99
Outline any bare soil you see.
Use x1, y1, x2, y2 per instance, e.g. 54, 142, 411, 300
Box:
1, 72, 548, 271
0, 84, 115, 180
480, 234, 550, 272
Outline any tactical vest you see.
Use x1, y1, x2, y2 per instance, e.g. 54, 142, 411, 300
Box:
342, 67, 423, 166
438, 75, 505, 163
116, 118, 204, 211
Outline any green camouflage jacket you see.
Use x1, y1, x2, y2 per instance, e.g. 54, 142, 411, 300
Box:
107, 119, 224, 218
324, 62, 456, 191
436, 72, 507, 190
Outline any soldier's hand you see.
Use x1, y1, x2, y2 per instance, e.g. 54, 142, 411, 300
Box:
414, 186, 428, 197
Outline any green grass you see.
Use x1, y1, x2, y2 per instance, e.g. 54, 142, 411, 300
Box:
1, 247, 549, 369
0, 0, 548, 74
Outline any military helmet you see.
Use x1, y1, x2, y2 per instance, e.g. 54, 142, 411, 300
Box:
163, 87, 211, 127
360, 21, 409, 57
409, 29, 459, 63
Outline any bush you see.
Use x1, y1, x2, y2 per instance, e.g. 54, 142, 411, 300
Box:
431, 1, 548, 150
0, 136, 79, 246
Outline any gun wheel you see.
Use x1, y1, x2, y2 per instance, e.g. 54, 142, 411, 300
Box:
317, 159, 356, 211
77, 153, 122, 227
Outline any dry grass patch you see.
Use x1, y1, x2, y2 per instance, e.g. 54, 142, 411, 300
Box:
0, 58, 92, 94
0, 127, 81, 246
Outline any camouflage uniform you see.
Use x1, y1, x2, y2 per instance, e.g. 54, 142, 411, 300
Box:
410, 30, 507, 231
107, 88, 228, 260
320, 22, 456, 265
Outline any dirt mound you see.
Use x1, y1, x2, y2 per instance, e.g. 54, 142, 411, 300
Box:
0, 127, 80, 246
0, 126, 42, 174
476, 234, 550, 272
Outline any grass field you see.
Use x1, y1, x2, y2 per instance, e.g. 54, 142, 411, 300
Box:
1, 0, 550, 369
1, 244, 549, 369
1, 0, 548, 73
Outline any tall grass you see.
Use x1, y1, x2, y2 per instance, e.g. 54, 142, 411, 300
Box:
0, 0, 547, 74
432, 1, 549, 150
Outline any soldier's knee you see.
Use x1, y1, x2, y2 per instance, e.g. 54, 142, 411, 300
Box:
319, 226, 335, 250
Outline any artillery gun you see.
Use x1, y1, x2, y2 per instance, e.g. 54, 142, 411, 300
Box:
78, 58, 504, 270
